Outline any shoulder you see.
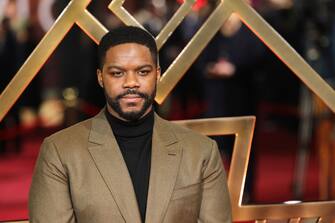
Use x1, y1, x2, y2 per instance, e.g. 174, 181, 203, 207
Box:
42, 117, 95, 161
45, 118, 92, 145
156, 115, 216, 155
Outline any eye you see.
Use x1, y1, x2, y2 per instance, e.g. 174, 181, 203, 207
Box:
110, 71, 124, 77
138, 70, 150, 76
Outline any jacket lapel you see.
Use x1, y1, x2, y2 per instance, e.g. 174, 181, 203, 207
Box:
88, 110, 142, 223
145, 115, 182, 223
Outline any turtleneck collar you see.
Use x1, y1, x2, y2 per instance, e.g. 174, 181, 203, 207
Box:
105, 109, 154, 137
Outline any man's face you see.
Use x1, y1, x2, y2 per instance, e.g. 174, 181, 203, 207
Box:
97, 43, 160, 121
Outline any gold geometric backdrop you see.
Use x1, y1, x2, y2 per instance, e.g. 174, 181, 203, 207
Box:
1, 0, 335, 222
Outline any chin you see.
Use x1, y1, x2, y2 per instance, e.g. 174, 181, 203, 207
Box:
122, 107, 142, 114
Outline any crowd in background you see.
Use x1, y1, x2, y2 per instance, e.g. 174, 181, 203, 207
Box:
1, 0, 335, 200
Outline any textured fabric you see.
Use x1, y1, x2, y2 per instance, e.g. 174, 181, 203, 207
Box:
105, 110, 154, 223
29, 109, 232, 223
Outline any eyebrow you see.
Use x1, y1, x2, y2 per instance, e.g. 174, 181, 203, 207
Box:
136, 65, 154, 70
106, 64, 154, 70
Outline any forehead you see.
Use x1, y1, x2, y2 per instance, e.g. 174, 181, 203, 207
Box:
104, 43, 154, 64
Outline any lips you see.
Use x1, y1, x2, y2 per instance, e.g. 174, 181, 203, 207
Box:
120, 94, 143, 103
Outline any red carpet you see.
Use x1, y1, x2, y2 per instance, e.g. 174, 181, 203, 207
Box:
0, 136, 41, 221
253, 128, 319, 203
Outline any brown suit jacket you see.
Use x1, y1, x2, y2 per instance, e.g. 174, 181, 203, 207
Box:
29, 110, 231, 223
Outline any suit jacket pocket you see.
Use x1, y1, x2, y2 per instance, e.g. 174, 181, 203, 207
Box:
165, 183, 202, 222
171, 183, 201, 200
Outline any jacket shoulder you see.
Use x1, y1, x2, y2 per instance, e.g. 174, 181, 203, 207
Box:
157, 116, 215, 150
46, 118, 92, 143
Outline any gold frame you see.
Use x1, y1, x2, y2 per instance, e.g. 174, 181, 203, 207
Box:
176, 118, 335, 222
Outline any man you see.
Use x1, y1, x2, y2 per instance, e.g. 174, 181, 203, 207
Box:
29, 26, 232, 223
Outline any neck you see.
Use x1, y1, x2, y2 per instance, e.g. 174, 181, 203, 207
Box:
105, 108, 154, 137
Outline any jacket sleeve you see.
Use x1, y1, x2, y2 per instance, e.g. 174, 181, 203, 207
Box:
29, 138, 76, 223
198, 140, 232, 223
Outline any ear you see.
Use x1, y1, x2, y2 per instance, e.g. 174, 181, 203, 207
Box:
97, 69, 104, 88
156, 66, 161, 83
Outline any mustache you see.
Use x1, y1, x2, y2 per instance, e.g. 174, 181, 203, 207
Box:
116, 88, 148, 100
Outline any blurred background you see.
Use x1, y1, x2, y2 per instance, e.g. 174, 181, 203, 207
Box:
0, 0, 335, 221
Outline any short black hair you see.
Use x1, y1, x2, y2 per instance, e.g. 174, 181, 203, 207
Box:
98, 26, 158, 69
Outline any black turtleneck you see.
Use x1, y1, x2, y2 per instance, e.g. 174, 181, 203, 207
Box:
105, 109, 154, 223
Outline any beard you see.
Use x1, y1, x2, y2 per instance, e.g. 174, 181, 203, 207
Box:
105, 88, 155, 121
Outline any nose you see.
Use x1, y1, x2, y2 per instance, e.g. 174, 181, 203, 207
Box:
123, 72, 139, 89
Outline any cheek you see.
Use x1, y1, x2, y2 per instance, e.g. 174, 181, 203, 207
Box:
141, 78, 157, 92
103, 82, 120, 98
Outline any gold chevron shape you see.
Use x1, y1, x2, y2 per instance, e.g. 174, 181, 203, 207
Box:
175, 117, 335, 222
0, 0, 91, 121
174, 116, 256, 214
108, 0, 196, 50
